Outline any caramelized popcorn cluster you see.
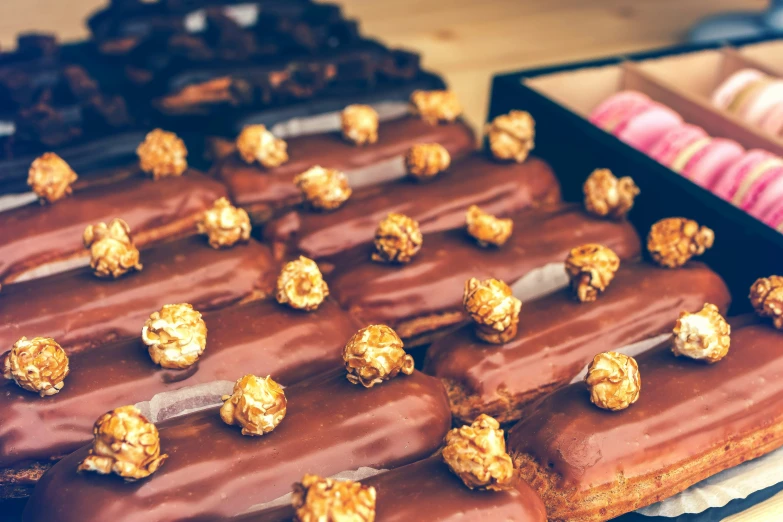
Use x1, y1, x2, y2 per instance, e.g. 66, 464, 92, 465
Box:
343, 325, 414, 388
463, 278, 522, 344
236, 124, 289, 168
648, 217, 714, 268
749, 276, 783, 330
673, 303, 731, 363
410, 90, 462, 125
292, 474, 377, 522
372, 213, 423, 263
583, 168, 639, 219
197, 197, 251, 249
3, 337, 69, 396
405, 143, 451, 180
294, 166, 352, 211
78, 405, 167, 481
585, 351, 641, 411
136, 129, 188, 179
220, 374, 287, 436
341, 104, 379, 146
142, 303, 207, 369
28, 152, 78, 204
83, 218, 142, 278
564, 244, 620, 303
466, 205, 513, 247
485, 110, 535, 163
442, 414, 514, 491
276, 256, 329, 311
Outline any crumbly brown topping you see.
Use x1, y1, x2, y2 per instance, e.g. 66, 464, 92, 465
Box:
294, 166, 352, 211
343, 325, 414, 388
292, 474, 377, 522
647, 217, 714, 268
276, 256, 329, 311
749, 276, 783, 330
410, 90, 462, 125
583, 168, 639, 220
564, 244, 620, 303
585, 351, 641, 411
372, 213, 423, 264
442, 414, 513, 491
3, 336, 69, 397
141, 303, 207, 369
463, 278, 522, 344
77, 405, 167, 481
27, 152, 78, 204
235, 124, 289, 168
341, 104, 379, 146
220, 374, 287, 436
466, 205, 513, 247
485, 110, 535, 163
672, 303, 731, 363
197, 197, 251, 249
83, 218, 143, 278
136, 128, 188, 179
405, 143, 451, 181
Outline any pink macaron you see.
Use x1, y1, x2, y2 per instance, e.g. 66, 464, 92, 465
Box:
648, 123, 709, 169
712, 68, 766, 110
615, 104, 683, 153
589, 91, 654, 134
680, 138, 745, 189
712, 149, 783, 213
747, 166, 783, 218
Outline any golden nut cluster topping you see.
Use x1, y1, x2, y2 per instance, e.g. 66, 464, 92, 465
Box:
220, 374, 287, 436
276, 256, 329, 312
235, 124, 289, 168
372, 213, 423, 264
485, 110, 535, 163
749, 276, 783, 330
83, 218, 143, 278
341, 104, 379, 146
141, 303, 207, 369
136, 128, 188, 180
564, 244, 620, 303
294, 166, 352, 211
197, 197, 251, 249
673, 303, 731, 363
585, 352, 641, 411
410, 89, 462, 125
405, 143, 451, 181
583, 168, 640, 220
77, 405, 167, 481
442, 414, 514, 491
647, 217, 714, 268
3, 337, 69, 397
292, 474, 377, 522
343, 325, 414, 388
466, 205, 513, 247
27, 152, 78, 204
463, 278, 522, 344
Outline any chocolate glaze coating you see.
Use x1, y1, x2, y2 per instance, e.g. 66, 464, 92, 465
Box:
244, 455, 546, 522
0, 299, 357, 470
216, 116, 475, 217
424, 262, 731, 420
23, 370, 451, 522
263, 155, 561, 262
0, 170, 226, 283
0, 236, 277, 354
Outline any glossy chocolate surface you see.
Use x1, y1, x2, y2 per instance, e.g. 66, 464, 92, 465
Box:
0, 170, 226, 283
217, 116, 475, 212
0, 299, 356, 469
424, 262, 730, 406
329, 204, 642, 329
507, 324, 783, 490
245, 455, 546, 522
23, 371, 451, 522
0, 236, 276, 354
263, 155, 561, 261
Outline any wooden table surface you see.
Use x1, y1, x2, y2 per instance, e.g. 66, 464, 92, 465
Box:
1, 0, 781, 520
